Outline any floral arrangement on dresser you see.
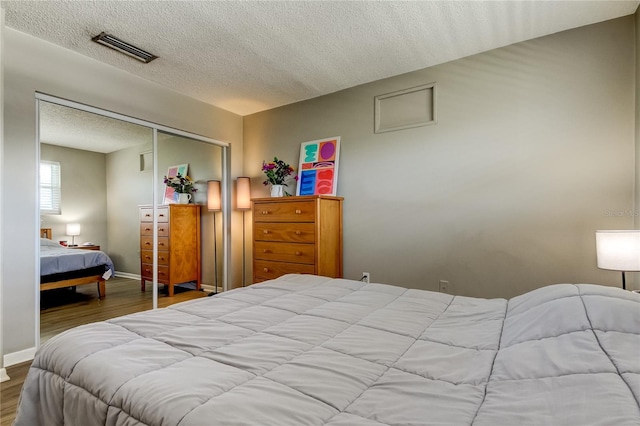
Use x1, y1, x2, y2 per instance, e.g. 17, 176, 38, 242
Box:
163, 173, 196, 194
262, 157, 298, 196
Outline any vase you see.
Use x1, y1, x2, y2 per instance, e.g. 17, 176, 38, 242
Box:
270, 185, 284, 197
177, 193, 192, 204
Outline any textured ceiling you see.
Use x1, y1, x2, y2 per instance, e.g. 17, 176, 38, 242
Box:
4, 1, 638, 118
40, 102, 152, 153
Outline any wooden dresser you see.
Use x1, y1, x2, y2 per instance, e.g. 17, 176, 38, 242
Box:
252, 195, 343, 283
139, 204, 201, 296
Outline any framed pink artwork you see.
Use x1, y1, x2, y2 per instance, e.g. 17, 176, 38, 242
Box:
296, 137, 340, 196
163, 163, 188, 204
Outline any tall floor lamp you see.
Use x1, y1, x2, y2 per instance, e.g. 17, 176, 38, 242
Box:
236, 177, 252, 287
596, 230, 640, 290
207, 180, 221, 294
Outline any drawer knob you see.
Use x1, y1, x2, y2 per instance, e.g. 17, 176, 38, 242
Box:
145, 242, 151, 246
295, 209, 302, 214
295, 230, 301, 235
263, 267, 269, 273
295, 251, 301, 256
144, 227, 151, 231
145, 214, 151, 217
263, 230, 269, 234
262, 210, 268, 215
263, 249, 270, 253
159, 227, 165, 232
159, 243, 165, 247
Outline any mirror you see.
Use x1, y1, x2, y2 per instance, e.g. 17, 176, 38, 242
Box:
37, 98, 228, 344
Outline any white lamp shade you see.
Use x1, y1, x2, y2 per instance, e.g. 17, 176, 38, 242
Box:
596, 230, 640, 272
207, 180, 221, 211
66, 223, 81, 236
236, 177, 251, 210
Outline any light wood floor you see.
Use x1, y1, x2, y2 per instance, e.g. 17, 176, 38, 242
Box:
1, 277, 208, 425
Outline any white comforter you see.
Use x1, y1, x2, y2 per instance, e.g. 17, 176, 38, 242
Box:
15, 275, 640, 425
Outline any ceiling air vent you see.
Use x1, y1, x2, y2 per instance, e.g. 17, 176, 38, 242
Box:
91, 32, 158, 63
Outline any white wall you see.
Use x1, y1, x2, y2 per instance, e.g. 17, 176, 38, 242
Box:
244, 17, 636, 298
40, 144, 108, 247
2, 28, 243, 357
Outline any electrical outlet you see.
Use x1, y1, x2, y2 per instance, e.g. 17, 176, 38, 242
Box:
439, 280, 449, 293
362, 272, 370, 283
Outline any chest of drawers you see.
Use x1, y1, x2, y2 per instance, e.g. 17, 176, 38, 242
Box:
139, 204, 201, 296
252, 195, 343, 283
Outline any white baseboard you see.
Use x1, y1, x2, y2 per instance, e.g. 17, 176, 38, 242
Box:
4, 346, 37, 367
0, 368, 9, 382
113, 271, 141, 280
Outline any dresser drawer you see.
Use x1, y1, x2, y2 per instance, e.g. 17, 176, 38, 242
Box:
141, 250, 169, 265
139, 223, 170, 237
139, 207, 169, 223
254, 223, 315, 243
254, 242, 315, 264
141, 263, 169, 283
140, 236, 170, 251
254, 259, 315, 280
253, 201, 315, 222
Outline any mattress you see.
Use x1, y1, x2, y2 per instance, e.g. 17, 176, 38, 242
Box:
15, 274, 640, 425
40, 238, 114, 279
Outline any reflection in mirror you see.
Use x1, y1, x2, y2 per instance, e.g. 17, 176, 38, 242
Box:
38, 101, 156, 342
157, 131, 223, 293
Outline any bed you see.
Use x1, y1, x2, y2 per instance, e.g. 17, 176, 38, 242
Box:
15, 274, 640, 425
40, 237, 114, 299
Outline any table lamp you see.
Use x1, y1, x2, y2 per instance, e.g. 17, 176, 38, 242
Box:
66, 223, 81, 246
596, 230, 640, 290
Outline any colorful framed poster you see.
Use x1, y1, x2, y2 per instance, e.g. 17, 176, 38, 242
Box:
296, 137, 340, 196
163, 163, 188, 204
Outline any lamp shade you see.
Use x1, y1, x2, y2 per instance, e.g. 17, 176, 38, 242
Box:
596, 230, 640, 272
66, 223, 81, 236
207, 180, 221, 211
236, 177, 251, 210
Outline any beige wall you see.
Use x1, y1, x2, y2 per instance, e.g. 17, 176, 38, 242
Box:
106, 141, 154, 274
40, 144, 108, 247
3, 28, 242, 356
244, 17, 636, 298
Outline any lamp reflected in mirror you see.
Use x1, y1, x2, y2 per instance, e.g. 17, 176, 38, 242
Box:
236, 177, 251, 287
66, 223, 81, 246
208, 180, 221, 294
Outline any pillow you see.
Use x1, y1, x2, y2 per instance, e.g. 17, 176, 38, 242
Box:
40, 238, 63, 247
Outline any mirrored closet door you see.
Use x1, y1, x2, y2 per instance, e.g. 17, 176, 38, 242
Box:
36, 94, 229, 346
